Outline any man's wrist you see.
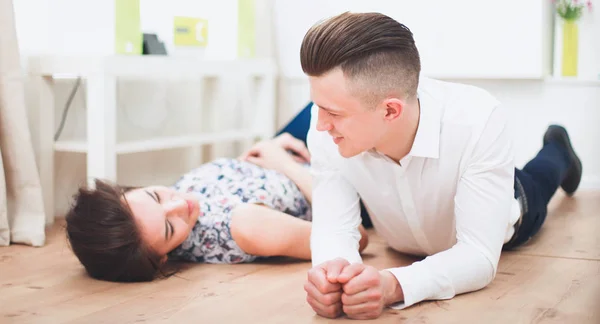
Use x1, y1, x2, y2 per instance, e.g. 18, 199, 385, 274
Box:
380, 270, 404, 305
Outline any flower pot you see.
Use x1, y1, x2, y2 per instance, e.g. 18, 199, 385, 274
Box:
561, 20, 578, 77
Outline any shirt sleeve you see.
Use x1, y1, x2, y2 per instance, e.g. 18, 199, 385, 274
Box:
386, 105, 515, 309
307, 104, 363, 266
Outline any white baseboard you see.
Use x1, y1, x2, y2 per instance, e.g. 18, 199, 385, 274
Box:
580, 176, 600, 190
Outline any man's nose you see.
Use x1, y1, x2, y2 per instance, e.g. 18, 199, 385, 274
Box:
316, 110, 332, 132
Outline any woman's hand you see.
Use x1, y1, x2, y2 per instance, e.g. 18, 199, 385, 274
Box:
240, 133, 311, 174
271, 133, 311, 163
241, 133, 313, 203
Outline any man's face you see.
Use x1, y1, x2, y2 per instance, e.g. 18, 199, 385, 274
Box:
309, 68, 386, 158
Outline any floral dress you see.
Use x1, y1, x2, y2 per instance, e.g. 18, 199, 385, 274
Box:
167, 158, 311, 264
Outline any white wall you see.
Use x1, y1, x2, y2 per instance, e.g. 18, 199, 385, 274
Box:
13, 0, 254, 217
140, 0, 239, 59
272, 0, 599, 80
273, 0, 556, 79
12, 0, 600, 218
277, 78, 600, 188
274, 81, 600, 189
272, 0, 600, 190
14, 0, 240, 58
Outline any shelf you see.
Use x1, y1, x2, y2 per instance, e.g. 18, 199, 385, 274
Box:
27, 55, 277, 79
54, 130, 262, 155
544, 77, 600, 87
33, 53, 277, 221
53, 141, 88, 153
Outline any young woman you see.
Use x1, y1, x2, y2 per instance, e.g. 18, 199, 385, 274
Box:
65, 133, 369, 283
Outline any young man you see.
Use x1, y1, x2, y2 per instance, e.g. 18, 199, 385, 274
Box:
300, 12, 583, 320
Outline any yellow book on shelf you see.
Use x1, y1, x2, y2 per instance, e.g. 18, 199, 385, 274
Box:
174, 16, 209, 47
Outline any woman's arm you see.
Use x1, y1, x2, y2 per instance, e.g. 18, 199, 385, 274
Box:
230, 203, 312, 260
230, 203, 368, 260
281, 162, 312, 204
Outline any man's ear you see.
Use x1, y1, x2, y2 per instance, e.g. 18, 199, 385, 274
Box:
382, 98, 404, 121
160, 255, 168, 264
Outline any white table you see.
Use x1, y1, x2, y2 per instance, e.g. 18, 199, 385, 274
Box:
28, 55, 277, 223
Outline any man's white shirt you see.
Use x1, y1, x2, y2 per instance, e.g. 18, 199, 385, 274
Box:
307, 77, 520, 309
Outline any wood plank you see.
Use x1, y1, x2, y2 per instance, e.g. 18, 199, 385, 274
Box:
63, 237, 406, 324
511, 191, 600, 260
391, 253, 600, 324
2, 264, 269, 323
62, 246, 599, 324
0, 222, 63, 258
1, 192, 598, 323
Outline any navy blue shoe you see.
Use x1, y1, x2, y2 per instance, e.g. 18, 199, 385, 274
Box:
543, 125, 582, 195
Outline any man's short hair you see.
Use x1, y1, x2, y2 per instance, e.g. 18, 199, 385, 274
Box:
300, 12, 421, 105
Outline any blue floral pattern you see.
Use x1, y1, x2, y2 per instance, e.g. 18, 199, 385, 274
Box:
167, 158, 311, 264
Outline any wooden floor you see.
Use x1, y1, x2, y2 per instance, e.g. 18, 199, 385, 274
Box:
1, 191, 599, 324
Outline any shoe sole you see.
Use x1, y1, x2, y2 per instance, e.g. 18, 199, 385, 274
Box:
544, 125, 582, 195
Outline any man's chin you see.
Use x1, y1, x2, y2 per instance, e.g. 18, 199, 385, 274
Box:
337, 146, 362, 159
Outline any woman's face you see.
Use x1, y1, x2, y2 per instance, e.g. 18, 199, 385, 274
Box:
123, 186, 201, 259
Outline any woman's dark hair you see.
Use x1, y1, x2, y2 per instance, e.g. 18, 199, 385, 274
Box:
65, 179, 174, 282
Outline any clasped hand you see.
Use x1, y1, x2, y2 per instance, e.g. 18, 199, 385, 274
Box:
304, 258, 401, 320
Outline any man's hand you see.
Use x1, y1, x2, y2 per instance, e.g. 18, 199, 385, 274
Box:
337, 264, 404, 320
304, 258, 349, 318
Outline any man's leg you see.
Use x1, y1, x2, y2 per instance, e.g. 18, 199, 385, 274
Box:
504, 125, 582, 249
275, 102, 374, 228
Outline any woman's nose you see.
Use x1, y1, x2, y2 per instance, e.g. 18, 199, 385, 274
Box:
163, 198, 187, 215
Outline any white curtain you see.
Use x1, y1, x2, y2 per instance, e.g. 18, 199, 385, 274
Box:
0, 0, 46, 247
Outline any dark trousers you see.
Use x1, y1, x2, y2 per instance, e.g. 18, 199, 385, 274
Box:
504, 142, 571, 249
277, 103, 571, 245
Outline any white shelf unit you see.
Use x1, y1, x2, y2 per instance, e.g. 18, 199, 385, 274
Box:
52, 130, 268, 155
543, 77, 600, 87
28, 55, 277, 222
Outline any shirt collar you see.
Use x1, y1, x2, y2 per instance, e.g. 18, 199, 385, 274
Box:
362, 78, 442, 163
407, 82, 442, 159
